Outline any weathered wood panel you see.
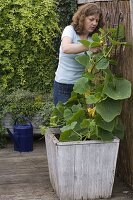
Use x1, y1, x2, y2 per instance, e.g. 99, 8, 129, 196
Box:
45, 129, 120, 200
45, 128, 59, 195
78, 0, 112, 4
78, 0, 133, 188
0, 141, 59, 200
130, 0, 133, 38
1, 140, 133, 200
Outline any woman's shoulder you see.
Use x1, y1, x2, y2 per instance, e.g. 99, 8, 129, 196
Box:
63, 25, 75, 32
62, 25, 77, 39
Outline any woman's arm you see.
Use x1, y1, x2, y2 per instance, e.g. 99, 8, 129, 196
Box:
61, 37, 88, 54
61, 37, 100, 54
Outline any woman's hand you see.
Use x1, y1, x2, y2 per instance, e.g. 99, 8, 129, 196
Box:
91, 47, 102, 53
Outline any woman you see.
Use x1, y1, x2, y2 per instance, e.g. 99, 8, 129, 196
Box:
54, 3, 104, 106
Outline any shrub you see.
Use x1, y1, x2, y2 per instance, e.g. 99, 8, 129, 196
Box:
1, 89, 45, 121
0, 0, 60, 92
54, 0, 77, 54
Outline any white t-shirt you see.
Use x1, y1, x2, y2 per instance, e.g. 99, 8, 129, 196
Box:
55, 25, 91, 84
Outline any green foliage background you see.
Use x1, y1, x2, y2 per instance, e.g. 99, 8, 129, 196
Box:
54, 0, 77, 54
0, 0, 77, 147
0, 0, 60, 92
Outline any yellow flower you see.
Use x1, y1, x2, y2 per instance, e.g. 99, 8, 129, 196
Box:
87, 107, 96, 117
87, 66, 93, 73
84, 91, 90, 97
100, 40, 104, 45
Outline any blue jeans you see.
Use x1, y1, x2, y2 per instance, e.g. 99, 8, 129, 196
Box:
53, 80, 74, 106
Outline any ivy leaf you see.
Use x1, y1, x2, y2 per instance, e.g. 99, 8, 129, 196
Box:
96, 98, 122, 122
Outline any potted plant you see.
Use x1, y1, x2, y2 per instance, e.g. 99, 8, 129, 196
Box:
44, 26, 131, 200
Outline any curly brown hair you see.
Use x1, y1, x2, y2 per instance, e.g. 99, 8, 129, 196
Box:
71, 3, 104, 35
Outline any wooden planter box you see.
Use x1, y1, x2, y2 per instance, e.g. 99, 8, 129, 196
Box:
45, 128, 120, 200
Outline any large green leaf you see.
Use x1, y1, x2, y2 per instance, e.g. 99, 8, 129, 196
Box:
111, 24, 125, 41
104, 78, 131, 100
117, 24, 125, 41
50, 102, 64, 125
96, 98, 122, 122
86, 94, 101, 104
59, 130, 81, 142
80, 119, 98, 139
85, 73, 95, 80
65, 92, 79, 106
67, 109, 85, 124
80, 119, 91, 129
92, 33, 100, 42
60, 121, 77, 132
98, 128, 114, 141
60, 122, 82, 141
95, 115, 115, 132
75, 55, 91, 68
71, 104, 82, 113
90, 41, 101, 48
109, 37, 122, 45
79, 40, 92, 48
79, 39, 100, 48
112, 119, 124, 139
64, 108, 73, 122
96, 57, 109, 70
73, 77, 90, 94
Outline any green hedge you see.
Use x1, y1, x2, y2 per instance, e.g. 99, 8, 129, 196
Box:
0, 0, 77, 92
0, 0, 60, 92
0, 0, 77, 147
57, 0, 77, 29
54, 0, 77, 53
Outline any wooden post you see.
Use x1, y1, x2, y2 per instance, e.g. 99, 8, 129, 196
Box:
130, 0, 133, 39
77, 0, 133, 189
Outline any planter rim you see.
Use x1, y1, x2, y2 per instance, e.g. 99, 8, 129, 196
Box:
47, 128, 120, 146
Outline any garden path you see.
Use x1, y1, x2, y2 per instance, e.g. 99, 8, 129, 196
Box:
0, 138, 133, 200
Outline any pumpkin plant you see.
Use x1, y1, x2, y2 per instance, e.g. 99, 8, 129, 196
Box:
44, 26, 131, 142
